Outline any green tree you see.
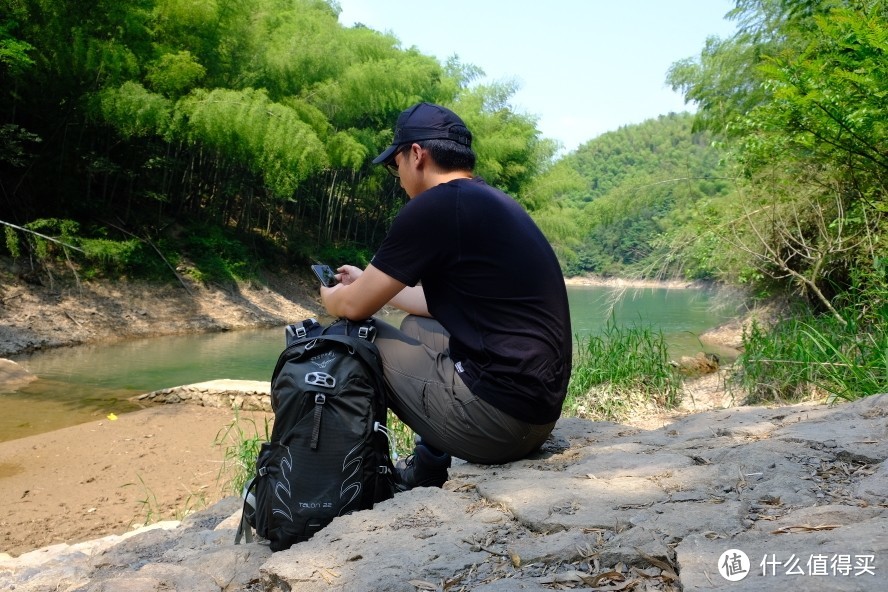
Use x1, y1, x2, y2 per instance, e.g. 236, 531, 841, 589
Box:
670, 0, 886, 312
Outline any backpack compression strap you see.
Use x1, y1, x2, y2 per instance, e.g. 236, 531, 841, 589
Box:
234, 477, 257, 545
310, 394, 326, 449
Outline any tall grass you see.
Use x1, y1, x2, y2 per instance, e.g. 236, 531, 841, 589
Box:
564, 317, 682, 421
735, 305, 887, 403
214, 411, 271, 496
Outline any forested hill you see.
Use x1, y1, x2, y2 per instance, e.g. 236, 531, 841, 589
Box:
528, 113, 730, 279
565, 113, 725, 205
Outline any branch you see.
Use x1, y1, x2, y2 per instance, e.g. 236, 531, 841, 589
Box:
810, 100, 888, 171
0, 219, 85, 252
103, 221, 194, 296
730, 207, 847, 326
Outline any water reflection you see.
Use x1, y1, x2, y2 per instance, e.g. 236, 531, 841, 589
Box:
566, 284, 741, 357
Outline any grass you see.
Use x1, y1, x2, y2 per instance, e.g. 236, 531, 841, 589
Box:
214, 410, 270, 496
735, 303, 887, 404
564, 317, 683, 422
124, 474, 209, 527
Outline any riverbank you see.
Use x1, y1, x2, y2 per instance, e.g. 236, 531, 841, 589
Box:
0, 372, 737, 558
0, 259, 318, 358
0, 261, 758, 558
564, 273, 703, 289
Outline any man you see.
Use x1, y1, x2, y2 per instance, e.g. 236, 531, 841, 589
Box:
321, 102, 571, 489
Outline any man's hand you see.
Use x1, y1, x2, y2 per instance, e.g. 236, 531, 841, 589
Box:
320, 263, 406, 320
319, 265, 362, 310
334, 264, 363, 286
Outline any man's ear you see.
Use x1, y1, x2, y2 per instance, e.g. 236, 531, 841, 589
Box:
409, 143, 426, 167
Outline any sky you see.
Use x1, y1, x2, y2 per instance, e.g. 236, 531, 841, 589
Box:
336, 1, 739, 153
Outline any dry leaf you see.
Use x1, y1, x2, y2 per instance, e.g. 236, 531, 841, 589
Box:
590, 570, 626, 586
408, 579, 438, 591
635, 548, 679, 581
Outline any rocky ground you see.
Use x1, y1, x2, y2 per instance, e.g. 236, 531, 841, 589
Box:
1, 393, 885, 592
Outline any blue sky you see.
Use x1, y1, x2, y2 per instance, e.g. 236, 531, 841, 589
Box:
336, 1, 739, 153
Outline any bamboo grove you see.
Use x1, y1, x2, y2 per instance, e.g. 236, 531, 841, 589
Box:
0, 0, 554, 268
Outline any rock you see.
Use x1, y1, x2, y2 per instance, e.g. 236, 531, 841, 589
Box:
673, 351, 721, 377
1, 394, 885, 591
0, 358, 38, 391
137, 379, 272, 411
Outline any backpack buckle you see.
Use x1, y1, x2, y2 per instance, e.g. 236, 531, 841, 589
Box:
358, 325, 377, 342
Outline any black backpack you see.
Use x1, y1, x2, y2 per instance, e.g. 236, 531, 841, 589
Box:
235, 317, 397, 551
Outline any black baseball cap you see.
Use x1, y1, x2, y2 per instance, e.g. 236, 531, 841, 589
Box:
372, 102, 473, 165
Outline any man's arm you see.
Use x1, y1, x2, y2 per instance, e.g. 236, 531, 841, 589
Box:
388, 285, 430, 317
321, 263, 425, 320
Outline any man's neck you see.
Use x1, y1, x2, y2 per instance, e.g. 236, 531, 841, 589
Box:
422, 170, 473, 192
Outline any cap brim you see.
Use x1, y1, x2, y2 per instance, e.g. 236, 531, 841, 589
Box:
372, 144, 398, 165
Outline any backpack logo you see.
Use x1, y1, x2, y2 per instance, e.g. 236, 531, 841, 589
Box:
310, 351, 337, 369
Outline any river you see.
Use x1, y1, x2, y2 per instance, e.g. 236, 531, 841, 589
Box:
2, 284, 741, 442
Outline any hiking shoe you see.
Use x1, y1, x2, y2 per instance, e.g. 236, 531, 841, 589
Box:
395, 442, 451, 492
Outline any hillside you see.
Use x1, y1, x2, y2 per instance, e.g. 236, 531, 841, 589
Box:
531, 113, 732, 278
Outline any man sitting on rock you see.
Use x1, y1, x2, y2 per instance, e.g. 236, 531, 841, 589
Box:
320, 102, 572, 489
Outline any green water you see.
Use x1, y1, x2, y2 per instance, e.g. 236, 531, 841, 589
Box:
3, 284, 740, 442
566, 284, 741, 357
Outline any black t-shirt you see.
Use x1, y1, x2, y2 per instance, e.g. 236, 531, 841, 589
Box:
371, 177, 572, 424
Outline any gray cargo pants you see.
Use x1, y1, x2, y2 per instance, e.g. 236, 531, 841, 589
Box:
373, 315, 556, 464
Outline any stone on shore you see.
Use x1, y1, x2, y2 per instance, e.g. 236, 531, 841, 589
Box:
136, 379, 271, 411
0, 358, 38, 391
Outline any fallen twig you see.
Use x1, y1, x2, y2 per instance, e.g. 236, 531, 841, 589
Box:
772, 524, 842, 534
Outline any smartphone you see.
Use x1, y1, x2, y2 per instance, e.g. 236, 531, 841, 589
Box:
311, 264, 338, 287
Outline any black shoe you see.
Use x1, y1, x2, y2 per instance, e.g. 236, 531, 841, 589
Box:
395, 442, 451, 492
